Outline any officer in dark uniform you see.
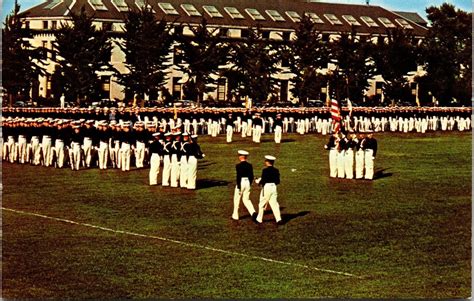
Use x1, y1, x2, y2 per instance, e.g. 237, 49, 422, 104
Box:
232, 150, 257, 221
255, 155, 282, 224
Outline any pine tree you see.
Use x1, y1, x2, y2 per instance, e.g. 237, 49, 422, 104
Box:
286, 15, 329, 105
2, 0, 45, 105
118, 6, 173, 103
419, 3, 471, 106
329, 29, 375, 103
175, 18, 228, 104
226, 26, 281, 105
53, 6, 115, 105
372, 28, 418, 105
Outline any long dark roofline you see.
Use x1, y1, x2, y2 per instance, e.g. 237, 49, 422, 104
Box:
20, 0, 428, 37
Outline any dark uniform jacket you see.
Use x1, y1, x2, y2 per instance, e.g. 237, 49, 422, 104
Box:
260, 166, 280, 186
235, 161, 254, 190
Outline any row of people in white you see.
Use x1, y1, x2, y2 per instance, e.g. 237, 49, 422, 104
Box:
325, 132, 378, 180
149, 132, 204, 190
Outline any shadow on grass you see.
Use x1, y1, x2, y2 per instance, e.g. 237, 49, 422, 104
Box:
198, 162, 216, 170
374, 168, 393, 180
196, 179, 230, 190
280, 211, 310, 225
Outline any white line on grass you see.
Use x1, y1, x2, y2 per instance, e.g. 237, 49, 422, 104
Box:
2, 207, 362, 278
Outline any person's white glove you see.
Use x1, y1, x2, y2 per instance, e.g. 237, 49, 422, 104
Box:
324, 145, 328, 149
202, 154, 206, 158
255, 178, 261, 184
372, 157, 375, 160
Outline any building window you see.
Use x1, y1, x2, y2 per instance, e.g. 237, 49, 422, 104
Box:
44, 0, 62, 9
173, 46, 183, 65
395, 18, 414, 29
217, 78, 226, 101
262, 31, 270, 39
375, 81, 383, 95
202, 5, 223, 18
46, 75, 52, 98
305, 12, 324, 24
280, 80, 288, 102
135, 0, 155, 12
111, 0, 128, 12
265, 10, 285, 22
158, 2, 179, 15
224, 7, 244, 19
102, 22, 113, 31
285, 11, 301, 23
172, 77, 182, 100
245, 8, 265, 21
282, 31, 291, 41
100, 76, 111, 99
88, 0, 108, 11
378, 17, 396, 28
51, 20, 57, 29
324, 14, 343, 25
240, 29, 250, 38
181, 4, 201, 16
360, 16, 379, 27
42, 41, 48, 59
24, 21, 30, 29
322, 33, 329, 42
43, 21, 49, 30
281, 57, 290, 68
342, 15, 361, 26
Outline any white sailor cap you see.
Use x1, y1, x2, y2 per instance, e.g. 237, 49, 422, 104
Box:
173, 131, 181, 136
109, 120, 117, 125
79, 119, 86, 123
164, 133, 172, 137
152, 132, 160, 137
182, 133, 189, 136
191, 134, 198, 139
265, 155, 276, 161
238, 150, 249, 156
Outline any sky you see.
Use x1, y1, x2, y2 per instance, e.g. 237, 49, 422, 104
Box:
1, 0, 472, 24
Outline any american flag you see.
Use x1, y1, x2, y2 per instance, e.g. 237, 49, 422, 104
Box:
330, 98, 342, 133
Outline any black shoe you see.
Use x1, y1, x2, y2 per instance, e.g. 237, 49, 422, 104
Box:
277, 220, 285, 226
251, 213, 258, 223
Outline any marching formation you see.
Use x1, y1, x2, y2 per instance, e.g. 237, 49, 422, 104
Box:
325, 131, 378, 180
233, 151, 282, 225
2, 117, 205, 189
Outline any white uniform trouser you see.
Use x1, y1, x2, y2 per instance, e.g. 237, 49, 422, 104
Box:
232, 178, 255, 220
42, 136, 52, 166
344, 149, 354, 179
83, 137, 93, 167
329, 149, 337, 178
149, 153, 161, 185
355, 150, 365, 179
246, 120, 253, 136
364, 149, 374, 180
211, 122, 219, 137
170, 154, 180, 187
3, 137, 10, 161
241, 122, 248, 137
253, 125, 262, 143
121, 142, 131, 171
274, 126, 282, 143
55, 139, 65, 168
179, 156, 188, 188
162, 155, 171, 186
98, 141, 109, 169
256, 184, 281, 223
187, 156, 197, 189
31, 137, 41, 165
135, 141, 145, 168
69, 142, 81, 170
226, 125, 233, 143
111, 140, 121, 168
337, 150, 345, 178
18, 135, 27, 163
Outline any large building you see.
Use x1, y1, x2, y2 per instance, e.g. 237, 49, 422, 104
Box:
20, 0, 428, 104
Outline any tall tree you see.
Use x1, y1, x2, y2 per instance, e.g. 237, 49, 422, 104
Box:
53, 6, 114, 105
2, 0, 45, 105
286, 15, 329, 105
175, 18, 228, 104
225, 27, 281, 104
118, 6, 173, 102
372, 28, 418, 105
419, 3, 471, 106
329, 30, 375, 103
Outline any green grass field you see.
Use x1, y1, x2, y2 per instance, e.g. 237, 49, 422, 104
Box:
2, 132, 471, 298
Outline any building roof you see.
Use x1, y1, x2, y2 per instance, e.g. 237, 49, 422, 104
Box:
394, 11, 428, 27
21, 0, 428, 36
